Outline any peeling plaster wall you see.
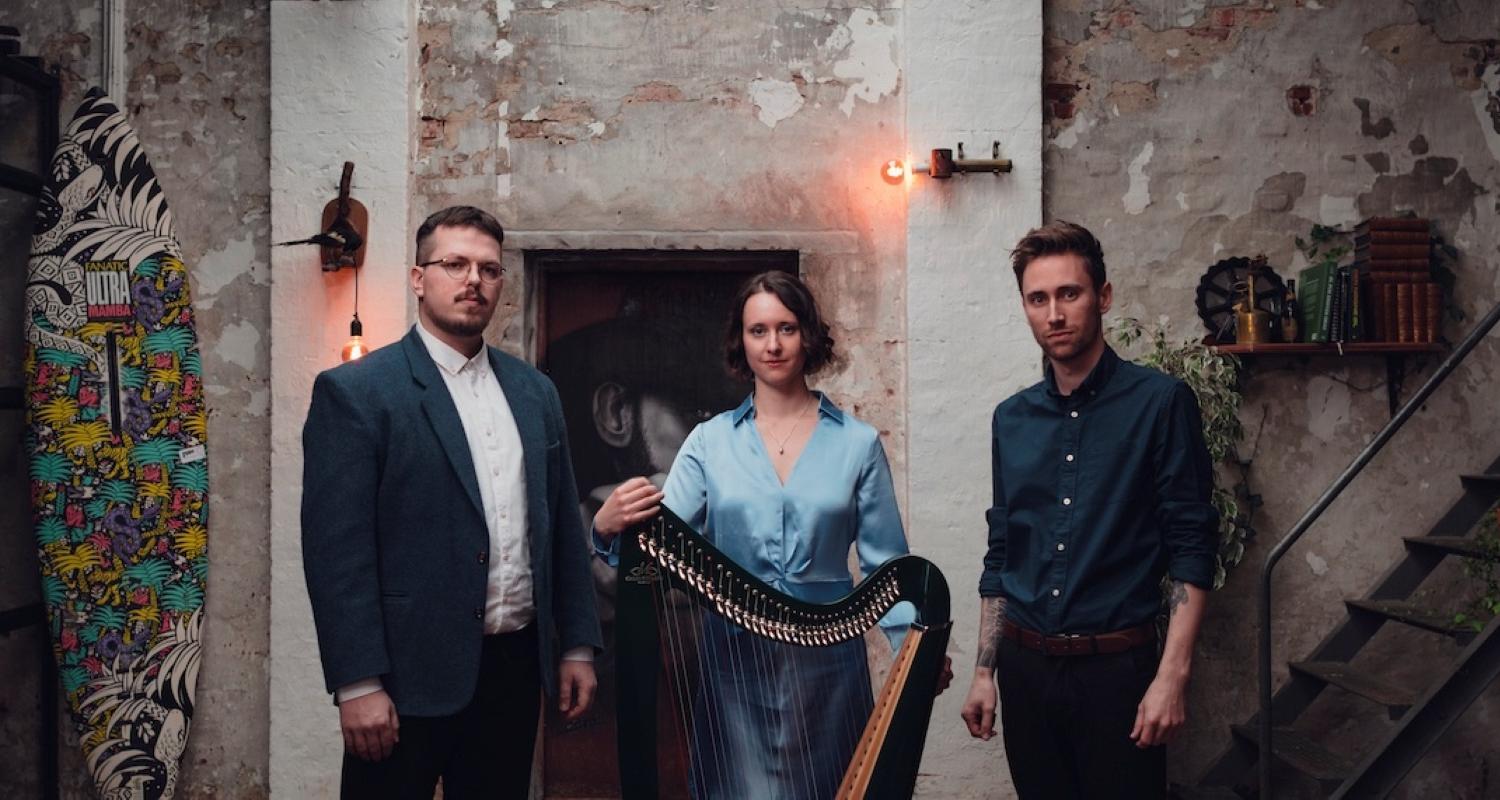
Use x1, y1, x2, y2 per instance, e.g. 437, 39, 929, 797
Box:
1, 2, 272, 798
414, 0, 911, 470
1044, 1, 1500, 794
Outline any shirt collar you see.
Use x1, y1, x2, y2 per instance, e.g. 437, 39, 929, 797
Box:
1043, 345, 1120, 400
414, 322, 489, 378
731, 391, 845, 425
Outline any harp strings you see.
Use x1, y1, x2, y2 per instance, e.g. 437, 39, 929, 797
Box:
647, 523, 894, 800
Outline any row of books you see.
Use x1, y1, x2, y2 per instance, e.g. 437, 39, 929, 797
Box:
1355, 216, 1440, 344
1297, 217, 1442, 344
1297, 265, 1444, 344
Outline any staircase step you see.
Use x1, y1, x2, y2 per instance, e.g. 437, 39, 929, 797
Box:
1459, 473, 1500, 489
1404, 536, 1497, 561
1289, 661, 1414, 717
1345, 599, 1472, 641
1230, 723, 1353, 785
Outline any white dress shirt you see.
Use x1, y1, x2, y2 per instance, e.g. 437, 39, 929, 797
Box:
336, 322, 587, 704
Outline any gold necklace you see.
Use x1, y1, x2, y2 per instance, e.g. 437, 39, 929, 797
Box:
763, 394, 816, 455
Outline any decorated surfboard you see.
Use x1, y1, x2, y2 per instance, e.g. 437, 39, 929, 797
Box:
24, 89, 207, 800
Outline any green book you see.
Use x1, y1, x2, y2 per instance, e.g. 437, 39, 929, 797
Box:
1298, 263, 1338, 343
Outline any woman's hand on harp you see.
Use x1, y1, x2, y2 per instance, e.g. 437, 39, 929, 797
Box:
593, 476, 665, 540
935, 655, 954, 697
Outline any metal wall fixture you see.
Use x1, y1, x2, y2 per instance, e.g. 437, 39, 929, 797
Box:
274, 162, 370, 360
882, 141, 1014, 184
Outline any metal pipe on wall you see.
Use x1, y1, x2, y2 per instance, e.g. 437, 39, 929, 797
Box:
102, 0, 126, 101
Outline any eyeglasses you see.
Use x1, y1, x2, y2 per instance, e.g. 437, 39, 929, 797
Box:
418, 257, 506, 284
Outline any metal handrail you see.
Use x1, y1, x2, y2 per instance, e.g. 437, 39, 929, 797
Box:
1258, 298, 1500, 797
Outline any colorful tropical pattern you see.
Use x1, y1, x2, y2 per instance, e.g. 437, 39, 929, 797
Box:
24, 89, 207, 800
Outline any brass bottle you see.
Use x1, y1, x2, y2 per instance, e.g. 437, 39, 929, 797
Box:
1235, 272, 1278, 344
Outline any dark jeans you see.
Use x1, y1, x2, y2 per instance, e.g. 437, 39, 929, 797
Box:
997, 636, 1166, 800
341, 626, 542, 800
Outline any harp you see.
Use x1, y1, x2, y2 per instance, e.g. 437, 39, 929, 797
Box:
616, 507, 951, 800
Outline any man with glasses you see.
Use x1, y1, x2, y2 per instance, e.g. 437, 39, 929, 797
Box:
301, 206, 602, 798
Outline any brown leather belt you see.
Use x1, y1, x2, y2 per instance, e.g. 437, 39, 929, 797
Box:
1001, 620, 1156, 656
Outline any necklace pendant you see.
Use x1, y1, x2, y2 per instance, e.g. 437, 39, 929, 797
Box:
778, 445, 785, 455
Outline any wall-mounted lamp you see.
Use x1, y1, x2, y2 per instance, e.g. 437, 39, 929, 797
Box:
881, 141, 1014, 183
276, 162, 371, 361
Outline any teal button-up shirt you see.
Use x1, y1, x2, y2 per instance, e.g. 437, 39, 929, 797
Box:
980, 347, 1219, 634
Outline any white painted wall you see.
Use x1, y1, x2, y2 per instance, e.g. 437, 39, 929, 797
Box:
904, 2, 1042, 797
268, 2, 414, 796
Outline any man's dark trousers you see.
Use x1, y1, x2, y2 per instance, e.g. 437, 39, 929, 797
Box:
998, 637, 1167, 799
340, 626, 542, 799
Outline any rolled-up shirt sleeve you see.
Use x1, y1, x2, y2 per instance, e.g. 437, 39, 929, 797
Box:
1153, 382, 1219, 589
978, 408, 1009, 598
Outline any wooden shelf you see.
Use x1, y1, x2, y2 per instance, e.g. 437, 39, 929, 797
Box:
1204, 339, 1447, 417
1208, 341, 1445, 356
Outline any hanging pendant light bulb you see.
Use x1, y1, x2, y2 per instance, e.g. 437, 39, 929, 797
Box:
339, 257, 366, 362
341, 313, 366, 362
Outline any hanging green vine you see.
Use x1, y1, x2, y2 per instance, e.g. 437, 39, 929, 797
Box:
1110, 317, 1257, 588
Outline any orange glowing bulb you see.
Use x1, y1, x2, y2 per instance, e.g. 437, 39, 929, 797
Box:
881, 159, 906, 185
340, 314, 366, 362
341, 335, 367, 362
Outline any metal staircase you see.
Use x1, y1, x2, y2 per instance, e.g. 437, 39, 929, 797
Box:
1189, 299, 1500, 799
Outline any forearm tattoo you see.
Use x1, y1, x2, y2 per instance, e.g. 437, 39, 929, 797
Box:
1167, 580, 1189, 616
976, 596, 1007, 669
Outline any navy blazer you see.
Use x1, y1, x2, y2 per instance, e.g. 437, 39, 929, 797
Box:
301, 326, 602, 716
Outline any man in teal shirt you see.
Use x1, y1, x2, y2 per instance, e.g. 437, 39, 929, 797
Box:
961, 221, 1218, 799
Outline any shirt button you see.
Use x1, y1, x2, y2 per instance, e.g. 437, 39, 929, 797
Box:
1057, 542, 1066, 551
1069, 411, 1079, 419
478, 551, 488, 565
1051, 588, 1061, 597
473, 607, 484, 620
1065, 454, 1075, 462
1062, 497, 1072, 506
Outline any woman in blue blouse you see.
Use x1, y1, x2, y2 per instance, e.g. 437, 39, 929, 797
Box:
594, 271, 943, 799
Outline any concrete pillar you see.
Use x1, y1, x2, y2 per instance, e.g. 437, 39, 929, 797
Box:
269, 2, 415, 796
904, 2, 1043, 796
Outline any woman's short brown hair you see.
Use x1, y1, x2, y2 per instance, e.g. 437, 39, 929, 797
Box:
722, 271, 837, 382
1010, 220, 1107, 292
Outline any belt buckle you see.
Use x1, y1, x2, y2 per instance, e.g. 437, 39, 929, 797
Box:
1042, 633, 1080, 657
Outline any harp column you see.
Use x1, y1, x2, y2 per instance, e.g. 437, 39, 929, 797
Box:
903, 2, 1042, 797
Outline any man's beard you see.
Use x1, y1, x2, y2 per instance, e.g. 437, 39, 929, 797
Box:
431, 307, 490, 339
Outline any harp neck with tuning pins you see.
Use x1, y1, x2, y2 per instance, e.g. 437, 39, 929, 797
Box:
616, 507, 951, 800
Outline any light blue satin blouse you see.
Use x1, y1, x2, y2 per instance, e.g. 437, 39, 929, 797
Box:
661, 392, 913, 643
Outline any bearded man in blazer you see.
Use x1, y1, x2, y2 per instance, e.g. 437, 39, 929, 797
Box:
301, 205, 601, 799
